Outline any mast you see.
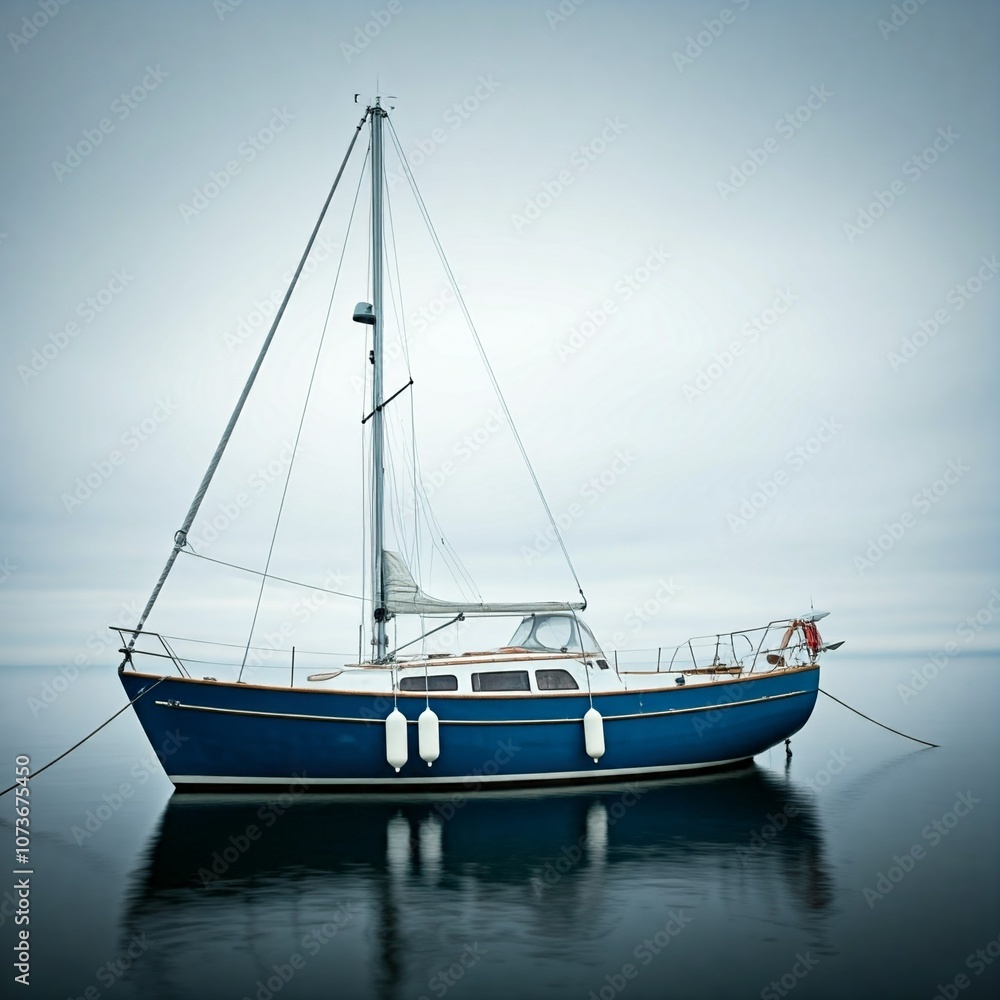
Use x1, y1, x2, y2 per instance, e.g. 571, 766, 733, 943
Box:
370, 98, 388, 661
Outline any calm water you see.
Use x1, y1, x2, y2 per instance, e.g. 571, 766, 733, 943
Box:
1, 655, 997, 1000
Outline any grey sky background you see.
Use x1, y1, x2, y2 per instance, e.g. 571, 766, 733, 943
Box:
1, 0, 997, 669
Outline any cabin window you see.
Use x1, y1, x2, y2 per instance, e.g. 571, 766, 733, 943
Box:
400, 674, 458, 692
536, 668, 579, 691
472, 670, 530, 692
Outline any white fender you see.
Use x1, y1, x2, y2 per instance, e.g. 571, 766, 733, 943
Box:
584, 707, 605, 762
385, 708, 408, 772
418, 707, 440, 766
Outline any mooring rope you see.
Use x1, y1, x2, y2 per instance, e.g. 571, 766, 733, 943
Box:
819, 687, 939, 748
0, 678, 167, 797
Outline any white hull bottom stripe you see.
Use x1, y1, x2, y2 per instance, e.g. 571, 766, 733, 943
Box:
153, 688, 811, 725
169, 756, 752, 786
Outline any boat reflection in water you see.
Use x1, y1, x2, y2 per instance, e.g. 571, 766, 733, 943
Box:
120, 764, 833, 1000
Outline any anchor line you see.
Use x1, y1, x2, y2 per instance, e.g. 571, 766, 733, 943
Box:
0, 678, 167, 797
819, 687, 939, 748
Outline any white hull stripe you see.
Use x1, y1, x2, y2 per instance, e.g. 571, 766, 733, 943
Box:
153, 688, 812, 726
169, 755, 752, 786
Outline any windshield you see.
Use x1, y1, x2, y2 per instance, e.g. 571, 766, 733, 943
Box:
506, 614, 604, 655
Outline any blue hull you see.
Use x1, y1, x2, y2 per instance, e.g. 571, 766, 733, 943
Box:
118, 665, 819, 790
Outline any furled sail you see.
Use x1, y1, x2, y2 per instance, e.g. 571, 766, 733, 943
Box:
382, 551, 585, 616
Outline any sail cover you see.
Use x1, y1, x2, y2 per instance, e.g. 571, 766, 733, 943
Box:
382, 551, 585, 616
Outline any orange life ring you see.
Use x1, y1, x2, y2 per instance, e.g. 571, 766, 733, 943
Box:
779, 620, 823, 658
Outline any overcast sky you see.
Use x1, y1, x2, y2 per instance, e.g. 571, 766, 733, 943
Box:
1, 0, 997, 671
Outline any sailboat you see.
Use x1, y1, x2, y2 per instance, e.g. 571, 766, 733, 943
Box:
117, 98, 838, 791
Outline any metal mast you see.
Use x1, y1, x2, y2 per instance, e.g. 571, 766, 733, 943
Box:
370, 99, 388, 661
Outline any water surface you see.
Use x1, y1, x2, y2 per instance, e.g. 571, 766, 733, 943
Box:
1, 655, 997, 999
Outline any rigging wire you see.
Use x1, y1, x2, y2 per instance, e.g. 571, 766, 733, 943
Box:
385, 117, 587, 607
382, 155, 413, 374
367, 128, 483, 632
379, 129, 483, 607
382, 154, 422, 580
179, 548, 363, 599
238, 143, 370, 680
402, 435, 483, 604
381, 169, 417, 571
126, 112, 369, 653
153, 632, 355, 657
